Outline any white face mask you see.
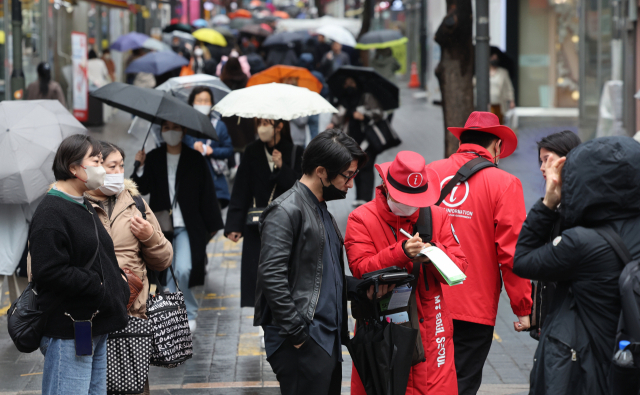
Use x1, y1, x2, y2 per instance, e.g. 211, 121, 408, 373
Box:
257, 124, 275, 143
194, 47, 204, 56
99, 173, 125, 196
77, 165, 106, 190
388, 194, 419, 217
194, 105, 211, 115
162, 130, 183, 147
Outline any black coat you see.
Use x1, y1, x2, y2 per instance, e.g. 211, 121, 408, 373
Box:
224, 138, 303, 307
131, 144, 224, 288
514, 137, 640, 395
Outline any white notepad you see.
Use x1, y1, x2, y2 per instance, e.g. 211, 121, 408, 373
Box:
418, 246, 467, 286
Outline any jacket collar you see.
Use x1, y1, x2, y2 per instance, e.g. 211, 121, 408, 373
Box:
456, 143, 494, 161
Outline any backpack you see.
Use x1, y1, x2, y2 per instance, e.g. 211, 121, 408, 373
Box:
593, 226, 640, 367
132, 195, 147, 220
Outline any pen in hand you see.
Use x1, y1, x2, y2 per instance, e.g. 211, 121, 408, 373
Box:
399, 228, 413, 239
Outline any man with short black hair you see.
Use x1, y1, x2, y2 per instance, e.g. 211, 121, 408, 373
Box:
427, 111, 532, 395
254, 129, 367, 395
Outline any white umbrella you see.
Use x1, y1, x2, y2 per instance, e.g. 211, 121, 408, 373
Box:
212, 14, 231, 26
213, 83, 337, 121
143, 37, 172, 52
0, 100, 87, 204
315, 25, 357, 47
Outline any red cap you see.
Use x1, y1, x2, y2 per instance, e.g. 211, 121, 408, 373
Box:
375, 151, 441, 207
447, 111, 518, 158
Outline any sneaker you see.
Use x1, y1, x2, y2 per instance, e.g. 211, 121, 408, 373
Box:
189, 319, 197, 332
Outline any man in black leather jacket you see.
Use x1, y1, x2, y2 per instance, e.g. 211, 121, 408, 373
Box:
254, 130, 367, 395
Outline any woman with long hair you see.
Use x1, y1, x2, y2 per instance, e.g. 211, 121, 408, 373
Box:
25, 62, 66, 106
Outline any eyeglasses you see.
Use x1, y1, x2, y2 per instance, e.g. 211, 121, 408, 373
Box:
339, 169, 359, 183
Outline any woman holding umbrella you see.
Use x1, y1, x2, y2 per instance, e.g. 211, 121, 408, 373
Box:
132, 120, 224, 331
224, 117, 303, 310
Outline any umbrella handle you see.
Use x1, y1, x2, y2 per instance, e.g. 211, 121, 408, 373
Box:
134, 123, 153, 172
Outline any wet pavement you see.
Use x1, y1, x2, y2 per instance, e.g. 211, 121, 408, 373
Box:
0, 85, 575, 394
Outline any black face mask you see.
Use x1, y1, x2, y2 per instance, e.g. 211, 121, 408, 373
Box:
320, 177, 347, 201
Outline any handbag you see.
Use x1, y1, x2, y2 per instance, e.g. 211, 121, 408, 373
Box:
106, 316, 153, 395
146, 266, 192, 368
363, 118, 402, 155
7, 209, 100, 353
246, 144, 298, 227
155, 182, 179, 241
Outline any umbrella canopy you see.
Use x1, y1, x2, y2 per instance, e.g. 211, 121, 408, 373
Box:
91, 82, 217, 140
192, 19, 208, 28
347, 320, 417, 395
228, 9, 252, 19
212, 14, 230, 25
248, 65, 322, 93
143, 37, 172, 52
110, 32, 150, 52
162, 23, 192, 33
229, 17, 254, 30
157, 74, 231, 103
273, 10, 290, 19
316, 25, 357, 47
163, 30, 196, 48
328, 66, 399, 110
261, 31, 309, 47
356, 29, 408, 49
192, 28, 228, 46
213, 83, 336, 120
240, 24, 272, 37
125, 51, 189, 75
0, 100, 87, 204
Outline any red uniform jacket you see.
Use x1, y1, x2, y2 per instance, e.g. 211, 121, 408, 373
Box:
345, 186, 468, 395
426, 144, 532, 326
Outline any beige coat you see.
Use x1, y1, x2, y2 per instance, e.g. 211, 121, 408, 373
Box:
85, 180, 173, 318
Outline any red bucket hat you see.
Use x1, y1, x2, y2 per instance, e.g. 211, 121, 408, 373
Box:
447, 111, 518, 159
375, 151, 441, 208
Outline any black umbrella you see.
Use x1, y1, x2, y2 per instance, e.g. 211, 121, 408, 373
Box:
262, 31, 309, 47
91, 82, 217, 168
358, 29, 405, 46
162, 23, 192, 33
348, 318, 417, 395
328, 66, 399, 111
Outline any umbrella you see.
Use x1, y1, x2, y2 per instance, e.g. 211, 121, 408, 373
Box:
356, 29, 408, 49
91, 82, 217, 143
0, 100, 87, 204
316, 25, 357, 47
128, 75, 231, 144
228, 9, 252, 19
347, 319, 417, 395
192, 19, 208, 28
229, 17, 254, 30
110, 32, 150, 52
240, 24, 272, 37
261, 31, 309, 47
164, 30, 196, 48
328, 66, 399, 111
162, 23, 192, 33
142, 37, 172, 52
192, 28, 228, 47
125, 51, 189, 76
213, 83, 336, 120
248, 65, 322, 94
212, 14, 230, 25
273, 10, 290, 19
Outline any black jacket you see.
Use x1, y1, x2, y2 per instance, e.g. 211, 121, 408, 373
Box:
254, 181, 349, 346
514, 136, 640, 395
29, 193, 130, 339
131, 144, 224, 287
224, 138, 303, 307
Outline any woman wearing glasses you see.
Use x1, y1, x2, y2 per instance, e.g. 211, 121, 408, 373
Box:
225, 118, 303, 311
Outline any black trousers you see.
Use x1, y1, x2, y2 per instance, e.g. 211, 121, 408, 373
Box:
267, 337, 342, 395
452, 319, 494, 395
355, 148, 378, 202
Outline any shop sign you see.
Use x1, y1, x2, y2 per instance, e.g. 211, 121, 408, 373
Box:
71, 31, 88, 122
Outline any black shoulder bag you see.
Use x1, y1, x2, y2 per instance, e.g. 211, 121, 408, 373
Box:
7, 209, 100, 353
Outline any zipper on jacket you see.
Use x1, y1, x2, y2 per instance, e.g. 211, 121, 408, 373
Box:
310, 209, 324, 320
571, 349, 577, 361
549, 335, 577, 362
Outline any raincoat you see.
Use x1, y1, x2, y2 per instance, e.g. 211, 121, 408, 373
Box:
345, 186, 468, 395
426, 144, 531, 326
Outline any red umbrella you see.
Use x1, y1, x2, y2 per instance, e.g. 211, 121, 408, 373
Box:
228, 9, 252, 19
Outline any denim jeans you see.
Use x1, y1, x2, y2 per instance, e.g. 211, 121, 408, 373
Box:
40, 334, 108, 395
166, 226, 198, 320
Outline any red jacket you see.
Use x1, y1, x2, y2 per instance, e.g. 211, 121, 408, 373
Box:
426, 144, 532, 326
346, 186, 468, 395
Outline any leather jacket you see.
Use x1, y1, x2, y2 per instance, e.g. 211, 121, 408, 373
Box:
254, 181, 349, 346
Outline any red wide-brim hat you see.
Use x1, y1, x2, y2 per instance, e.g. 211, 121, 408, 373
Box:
375, 151, 441, 208
447, 111, 518, 158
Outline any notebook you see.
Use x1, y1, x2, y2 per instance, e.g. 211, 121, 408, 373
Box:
417, 246, 467, 286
